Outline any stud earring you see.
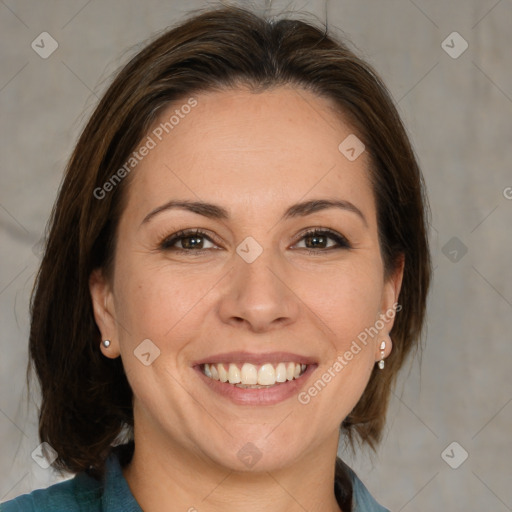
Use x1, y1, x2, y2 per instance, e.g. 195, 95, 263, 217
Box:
102, 339, 111, 348
378, 340, 385, 369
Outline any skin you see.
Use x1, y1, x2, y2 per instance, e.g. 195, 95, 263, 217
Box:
89, 85, 403, 512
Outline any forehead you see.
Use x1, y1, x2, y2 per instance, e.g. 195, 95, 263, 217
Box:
124, 86, 375, 223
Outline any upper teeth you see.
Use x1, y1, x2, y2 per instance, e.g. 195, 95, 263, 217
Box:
203, 362, 307, 386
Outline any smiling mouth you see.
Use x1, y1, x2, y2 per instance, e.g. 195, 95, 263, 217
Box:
201, 362, 307, 388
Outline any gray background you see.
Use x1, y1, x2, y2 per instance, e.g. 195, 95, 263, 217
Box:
1, 0, 511, 510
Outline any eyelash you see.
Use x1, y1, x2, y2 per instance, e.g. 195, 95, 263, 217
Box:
159, 228, 351, 256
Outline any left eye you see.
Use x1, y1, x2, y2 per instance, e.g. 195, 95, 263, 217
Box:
292, 229, 351, 252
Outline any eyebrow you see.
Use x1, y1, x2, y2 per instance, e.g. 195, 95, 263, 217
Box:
141, 198, 368, 227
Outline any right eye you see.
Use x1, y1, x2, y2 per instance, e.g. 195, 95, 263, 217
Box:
159, 229, 218, 254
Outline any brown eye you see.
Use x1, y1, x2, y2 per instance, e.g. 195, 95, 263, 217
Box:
160, 229, 216, 252
293, 229, 351, 252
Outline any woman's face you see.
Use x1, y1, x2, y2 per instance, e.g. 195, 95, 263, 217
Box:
90, 86, 402, 472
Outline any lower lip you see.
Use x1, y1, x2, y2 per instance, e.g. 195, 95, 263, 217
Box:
194, 364, 317, 405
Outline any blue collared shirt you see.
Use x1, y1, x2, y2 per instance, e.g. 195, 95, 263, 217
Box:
1, 453, 389, 511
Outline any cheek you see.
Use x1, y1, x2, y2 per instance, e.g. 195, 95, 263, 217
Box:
300, 260, 383, 345
295, 260, 382, 405
113, 257, 214, 346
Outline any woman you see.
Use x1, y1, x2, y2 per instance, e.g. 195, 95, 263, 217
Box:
2, 4, 431, 511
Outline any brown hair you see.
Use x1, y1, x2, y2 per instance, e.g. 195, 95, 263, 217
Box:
28, 2, 431, 499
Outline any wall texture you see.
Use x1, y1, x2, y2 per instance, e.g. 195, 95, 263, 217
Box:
1, 0, 511, 510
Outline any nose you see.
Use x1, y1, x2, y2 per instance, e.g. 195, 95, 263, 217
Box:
217, 247, 300, 333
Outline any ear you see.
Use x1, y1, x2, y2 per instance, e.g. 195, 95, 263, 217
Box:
89, 268, 121, 358
376, 254, 405, 360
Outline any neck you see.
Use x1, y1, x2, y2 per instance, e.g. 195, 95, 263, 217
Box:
122, 419, 344, 512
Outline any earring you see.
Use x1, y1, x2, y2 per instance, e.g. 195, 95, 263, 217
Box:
102, 339, 111, 348
378, 340, 385, 369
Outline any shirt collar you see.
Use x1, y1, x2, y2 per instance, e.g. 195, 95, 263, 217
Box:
101, 451, 143, 512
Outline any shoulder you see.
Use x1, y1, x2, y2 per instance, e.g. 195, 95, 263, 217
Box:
0, 472, 102, 512
1, 449, 141, 512
347, 466, 390, 512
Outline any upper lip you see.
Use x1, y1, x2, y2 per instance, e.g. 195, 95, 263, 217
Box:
192, 351, 318, 366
